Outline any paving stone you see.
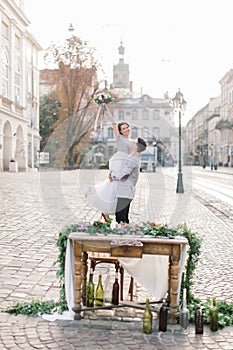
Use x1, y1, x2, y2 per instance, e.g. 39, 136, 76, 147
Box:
0, 168, 233, 349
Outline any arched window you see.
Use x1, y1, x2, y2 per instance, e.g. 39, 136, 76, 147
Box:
153, 110, 160, 120
15, 59, 22, 104
119, 110, 125, 120
142, 109, 149, 120
131, 127, 138, 139
142, 127, 149, 140
132, 110, 138, 120
2, 51, 9, 98
107, 127, 114, 139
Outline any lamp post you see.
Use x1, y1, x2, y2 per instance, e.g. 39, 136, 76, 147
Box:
152, 141, 157, 172
172, 89, 186, 193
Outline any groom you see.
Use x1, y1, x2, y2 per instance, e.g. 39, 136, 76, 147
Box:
109, 137, 147, 225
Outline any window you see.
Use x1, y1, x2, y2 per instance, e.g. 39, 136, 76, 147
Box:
107, 127, 114, 139
15, 35, 21, 50
26, 44, 32, 62
131, 127, 138, 138
153, 110, 160, 120
142, 127, 149, 140
229, 91, 232, 104
119, 110, 124, 120
108, 146, 114, 157
153, 127, 160, 138
142, 109, 149, 120
132, 110, 138, 120
2, 51, 9, 98
15, 60, 22, 104
2, 22, 9, 39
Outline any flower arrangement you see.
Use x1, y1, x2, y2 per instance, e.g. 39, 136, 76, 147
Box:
94, 92, 113, 105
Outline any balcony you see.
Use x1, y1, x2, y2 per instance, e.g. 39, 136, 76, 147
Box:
215, 119, 233, 130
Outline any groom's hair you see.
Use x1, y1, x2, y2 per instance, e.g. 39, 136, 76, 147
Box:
137, 137, 147, 153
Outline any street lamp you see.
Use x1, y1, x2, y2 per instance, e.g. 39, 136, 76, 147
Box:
172, 89, 186, 193
152, 141, 157, 172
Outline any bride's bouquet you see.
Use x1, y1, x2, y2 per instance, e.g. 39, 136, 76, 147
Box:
94, 92, 113, 105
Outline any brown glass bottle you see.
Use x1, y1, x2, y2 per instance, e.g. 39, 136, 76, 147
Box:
159, 300, 168, 332
111, 272, 119, 305
210, 297, 218, 331
195, 304, 204, 334
143, 299, 152, 334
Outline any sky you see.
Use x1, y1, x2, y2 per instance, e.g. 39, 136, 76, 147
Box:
24, 0, 233, 125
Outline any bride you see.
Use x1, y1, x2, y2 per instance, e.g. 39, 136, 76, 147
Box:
85, 138, 146, 215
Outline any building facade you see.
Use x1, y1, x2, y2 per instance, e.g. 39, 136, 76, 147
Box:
218, 70, 233, 166
89, 42, 177, 170
184, 69, 233, 168
0, 0, 41, 172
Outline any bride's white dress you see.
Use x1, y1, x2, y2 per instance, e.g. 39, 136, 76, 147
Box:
85, 151, 129, 214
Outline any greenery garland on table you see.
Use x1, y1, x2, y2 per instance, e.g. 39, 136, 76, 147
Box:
4, 221, 233, 327
55, 221, 201, 311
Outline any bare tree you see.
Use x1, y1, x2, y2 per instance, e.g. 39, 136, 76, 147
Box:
42, 34, 102, 168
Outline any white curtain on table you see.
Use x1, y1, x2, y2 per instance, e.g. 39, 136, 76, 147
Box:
41, 239, 75, 321
64, 239, 187, 312
119, 242, 187, 301
65, 239, 75, 312
118, 255, 169, 300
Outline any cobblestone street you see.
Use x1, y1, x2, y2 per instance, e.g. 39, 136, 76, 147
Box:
0, 167, 233, 349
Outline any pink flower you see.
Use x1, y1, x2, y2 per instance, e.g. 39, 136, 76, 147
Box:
150, 222, 156, 226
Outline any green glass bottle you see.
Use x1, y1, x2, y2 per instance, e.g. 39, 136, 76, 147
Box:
210, 297, 218, 331
86, 268, 95, 307
95, 274, 104, 306
111, 272, 119, 305
143, 299, 152, 334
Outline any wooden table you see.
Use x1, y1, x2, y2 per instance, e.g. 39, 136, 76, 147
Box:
68, 233, 188, 324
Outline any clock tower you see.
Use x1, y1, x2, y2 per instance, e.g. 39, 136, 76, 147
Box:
112, 41, 130, 89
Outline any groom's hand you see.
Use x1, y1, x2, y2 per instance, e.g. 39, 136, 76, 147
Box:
108, 173, 113, 182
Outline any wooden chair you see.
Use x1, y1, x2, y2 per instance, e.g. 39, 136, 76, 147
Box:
89, 256, 134, 301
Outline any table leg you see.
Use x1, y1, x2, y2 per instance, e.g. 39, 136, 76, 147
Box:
169, 245, 180, 324
120, 266, 124, 301
73, 241, 83, 320
167, 256, 172, 306
82, 252, 88, 306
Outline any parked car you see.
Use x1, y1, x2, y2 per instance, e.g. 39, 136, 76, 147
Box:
99, 162, 109, 169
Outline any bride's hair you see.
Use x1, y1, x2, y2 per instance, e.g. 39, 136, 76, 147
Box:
118, 122, 130, 134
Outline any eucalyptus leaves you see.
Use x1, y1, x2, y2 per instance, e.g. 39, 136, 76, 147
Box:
5, 221, 233, 327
